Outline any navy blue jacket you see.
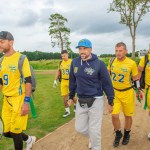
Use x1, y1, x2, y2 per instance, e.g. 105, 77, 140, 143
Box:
69, 54, 114, 104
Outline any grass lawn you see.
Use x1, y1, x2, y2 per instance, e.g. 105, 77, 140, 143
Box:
0, 74, 75, 150
29, 57, 140, 70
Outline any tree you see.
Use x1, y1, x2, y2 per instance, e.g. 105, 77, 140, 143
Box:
109, 0, 150, 58
48, 13, 71, 52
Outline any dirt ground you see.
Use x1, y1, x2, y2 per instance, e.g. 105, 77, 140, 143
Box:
35, 70, 57, 75
32, 99, 150, 150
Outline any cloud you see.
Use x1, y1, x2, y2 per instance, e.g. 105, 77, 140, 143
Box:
0, 0, 150, 54
17, 10, 39, 27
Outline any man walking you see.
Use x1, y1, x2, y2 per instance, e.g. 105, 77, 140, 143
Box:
0, 31, 36, 150
53, 50, 76, 117
138, 50, 150, 139
68, 39, 114, 150
108, 42, 141, 147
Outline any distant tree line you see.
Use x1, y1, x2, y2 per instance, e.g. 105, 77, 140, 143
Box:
100, 51, 139, 58
0, 50, 142, 61
21, 51, 79, 61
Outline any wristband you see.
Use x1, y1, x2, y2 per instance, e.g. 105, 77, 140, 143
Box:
133, 80, 140, 89
24, 96, 30, 103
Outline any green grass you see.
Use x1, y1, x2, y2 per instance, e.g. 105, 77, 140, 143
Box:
0, 74, 75, 150
30, 57, 140, 70
30, 59, 60, 70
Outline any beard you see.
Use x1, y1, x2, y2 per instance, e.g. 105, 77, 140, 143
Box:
80, 54, 90, 60
0, 46, 9, 53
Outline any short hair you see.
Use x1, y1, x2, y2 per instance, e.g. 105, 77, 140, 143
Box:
115, 42, 127, 50
61, 50, 68, 54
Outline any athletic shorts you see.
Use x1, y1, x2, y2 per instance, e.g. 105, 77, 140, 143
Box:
112, 89, 135, 116
2, 94, 28, 134
61, 79, 69, 96
145, 85, 150, 109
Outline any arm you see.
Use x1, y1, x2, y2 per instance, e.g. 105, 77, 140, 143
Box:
138, 56, 145, 79
132, 62, 143, 101
21, 57, 32, 116
68, 61, 76, 106
55, 70, 61, 80
99, 61, 114, 106
53, 62, 61, 87
138, 65, 144, 79
69, 60, 76, 99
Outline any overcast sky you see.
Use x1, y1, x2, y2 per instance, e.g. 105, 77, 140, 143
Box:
1, 0, 150, 55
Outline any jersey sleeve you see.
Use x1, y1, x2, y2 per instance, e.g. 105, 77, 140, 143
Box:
22, 57, 31, 78
131, 61, 138, 77
139, 56, 145, 68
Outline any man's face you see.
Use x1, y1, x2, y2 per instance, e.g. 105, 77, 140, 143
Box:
61, 53, 68, 61
0, 39, 12, 53
78, 47, 92, 60
115, 46, 127, 60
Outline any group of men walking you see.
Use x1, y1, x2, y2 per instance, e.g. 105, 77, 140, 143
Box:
0, 31, 150, 150
55, 39, 150, 150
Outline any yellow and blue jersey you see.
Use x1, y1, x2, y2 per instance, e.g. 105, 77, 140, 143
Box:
108, 57, 138, 89
59, 59, 72, 80
139, 54, 150, 86
0, 52, 31, 96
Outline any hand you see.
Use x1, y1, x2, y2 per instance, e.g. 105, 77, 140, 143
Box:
136, 89, 144, 100
108, 104, 113, 113
53, 80, 57, 88
21, 103, 30, 116
68, 99, 73, 107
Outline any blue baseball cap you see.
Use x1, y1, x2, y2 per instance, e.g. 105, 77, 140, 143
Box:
76, 39, 92, 48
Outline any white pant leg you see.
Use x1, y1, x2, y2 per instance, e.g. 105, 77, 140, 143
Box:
75, 101, 89, 137
89, 97, 104, 150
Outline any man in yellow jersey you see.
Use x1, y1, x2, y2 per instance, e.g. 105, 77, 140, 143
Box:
108, 42, 142, 147
138, 51, 150, 139
0, 31, 36, 150
53, 50, 76, 117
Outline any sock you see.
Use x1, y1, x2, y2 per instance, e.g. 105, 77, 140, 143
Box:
65, 107, 70, 113
10, 132, 23, 150
21, 132, 28, 141
3, 132, 11, 138
26, 136, 32, 144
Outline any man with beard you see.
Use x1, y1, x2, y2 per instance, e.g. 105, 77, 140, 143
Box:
108, 42, 142, 147
0, 31, 36, 150
68, 39, 114, 150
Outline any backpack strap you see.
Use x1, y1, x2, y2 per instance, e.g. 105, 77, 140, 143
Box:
144, 54, 149, 70
109, 57, 115, 75
0, 56, 4, 67
18, 54, 26, 76
59, 60, 62, 68
110, 57, 115, 68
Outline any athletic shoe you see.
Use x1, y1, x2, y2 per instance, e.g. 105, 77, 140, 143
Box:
63, 111, 70, 118
26, 136, 36, 150
113, 130, 123, 147
122, 129, 130, 145
148, 132, 150, 140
